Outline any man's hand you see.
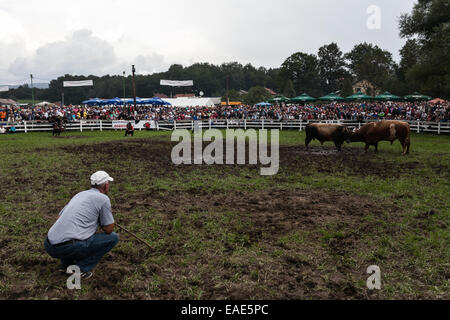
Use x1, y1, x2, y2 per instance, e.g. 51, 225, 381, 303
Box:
102, 223, 115, 234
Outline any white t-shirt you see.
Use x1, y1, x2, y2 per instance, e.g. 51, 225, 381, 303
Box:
47, 188, 114, 244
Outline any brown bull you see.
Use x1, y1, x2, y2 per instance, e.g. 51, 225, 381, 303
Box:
350, 120, 411, 155
305, 123, 352, 151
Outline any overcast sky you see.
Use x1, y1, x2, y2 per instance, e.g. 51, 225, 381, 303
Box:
0, 0, 416, 85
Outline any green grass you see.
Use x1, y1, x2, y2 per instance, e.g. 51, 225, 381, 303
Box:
0, 129, 449, 299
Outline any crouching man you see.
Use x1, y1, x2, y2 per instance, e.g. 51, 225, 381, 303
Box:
44, 171, 119, 279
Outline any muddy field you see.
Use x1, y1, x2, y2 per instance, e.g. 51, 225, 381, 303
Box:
0, 132, 448, 300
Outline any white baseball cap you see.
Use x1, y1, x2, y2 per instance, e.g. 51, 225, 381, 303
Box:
90, 171, 114, 185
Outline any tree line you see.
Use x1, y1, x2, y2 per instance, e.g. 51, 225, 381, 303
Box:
1, 0, 448, 105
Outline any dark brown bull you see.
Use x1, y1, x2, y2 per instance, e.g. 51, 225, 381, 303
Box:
350, 120, 411, 155
305, 123, 352, 151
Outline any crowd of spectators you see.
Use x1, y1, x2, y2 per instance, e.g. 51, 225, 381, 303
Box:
0, 101, 448, 123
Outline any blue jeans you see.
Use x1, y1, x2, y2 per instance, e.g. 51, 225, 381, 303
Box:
44, 232, 119, 272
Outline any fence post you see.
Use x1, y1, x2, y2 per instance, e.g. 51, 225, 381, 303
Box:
174, 120, 177, 130
80, 121, 83, 132
417, 120, 420, 133
299, 120, 302, 132
438, 122, 440, 135
24, 121, 27, 133
244, 119, 247, 130
280, 122, 282, 130
100, 120, 102, 132
156, 121, 159, 131
209, 119, 212, 130
262, 119, 264, 130
226, 119, 229, 129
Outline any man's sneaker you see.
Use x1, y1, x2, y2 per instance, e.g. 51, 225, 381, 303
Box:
81, 271, 93, 280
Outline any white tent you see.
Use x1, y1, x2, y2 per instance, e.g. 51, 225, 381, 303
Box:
163, 97, 221, 107
36, 101, 56, 107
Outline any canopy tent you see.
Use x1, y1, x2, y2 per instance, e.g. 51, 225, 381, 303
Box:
220, 101, 242, 106
289, 93, 317, 103
82, 98, 105, 106
103, 97, 123, 105
318, 93, 344, 101
35, 101, 56, 107
150, 97, 172, 105
428, 98, 447, 104
163, 97, 218, 107
404, 92, 432, 101
255, 102, 272, 107
268, 95, 289, 104
346, 92, 374, 101
374, 91, 401, 101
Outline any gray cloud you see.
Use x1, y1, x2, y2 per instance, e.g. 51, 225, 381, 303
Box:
6, 29, 168, 82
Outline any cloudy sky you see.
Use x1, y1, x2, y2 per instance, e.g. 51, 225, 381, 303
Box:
0, 0, 416, 85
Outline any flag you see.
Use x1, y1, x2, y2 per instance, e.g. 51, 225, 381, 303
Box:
160, 80, 193, 87
63, 80, 93, 87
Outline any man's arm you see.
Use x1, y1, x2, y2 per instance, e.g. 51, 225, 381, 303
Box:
99, 198, 115, 234
102, 223, 115, 234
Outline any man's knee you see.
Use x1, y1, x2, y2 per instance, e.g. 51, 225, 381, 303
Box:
109, 232, 119, 246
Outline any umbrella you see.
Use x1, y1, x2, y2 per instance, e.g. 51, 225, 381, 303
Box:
318, 93, 344, 101
103, 97, 123, 105
82, 98, 104, 106
404, 92, 432, 101
268, 95, 289, 103
121, 98, 134, 105
152, 97, 172, 105
374, 92, 401, 101
290, 93, 317, 103
136, 97, 146, 105
255, 102, 272, 107
346, 92, 374, 101
428, 98, 447, 104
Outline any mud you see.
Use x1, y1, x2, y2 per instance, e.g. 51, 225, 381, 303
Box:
0, 137, 438, 300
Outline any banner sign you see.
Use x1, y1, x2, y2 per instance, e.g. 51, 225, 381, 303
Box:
112, 120, 155, 130
0, 86, 9, 92
63, 80, 94, 87
160, 80, 193, 87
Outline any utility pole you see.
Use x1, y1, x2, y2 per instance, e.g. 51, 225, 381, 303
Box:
226, 76, 229, 106
131, 65, 136, 116
30, 74, 35, 108
123, 71, 126, 101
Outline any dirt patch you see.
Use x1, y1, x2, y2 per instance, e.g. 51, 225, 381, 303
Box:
58, 138, 430, 179
0, 137, 435, 300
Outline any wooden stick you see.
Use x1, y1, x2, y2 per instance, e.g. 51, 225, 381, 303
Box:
115, 222, 153, 250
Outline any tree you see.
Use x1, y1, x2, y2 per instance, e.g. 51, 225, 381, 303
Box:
341, 78, 354, 97
318, 43, 349, 93
282, 80, 296, 98
243, 86, 271, 105
344, 42, 396, 90
279, 52, 322, 97
221, 89, 241, 102
399, 0, 450, 98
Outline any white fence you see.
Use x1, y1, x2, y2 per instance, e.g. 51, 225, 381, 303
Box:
2, 119, 450, 134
